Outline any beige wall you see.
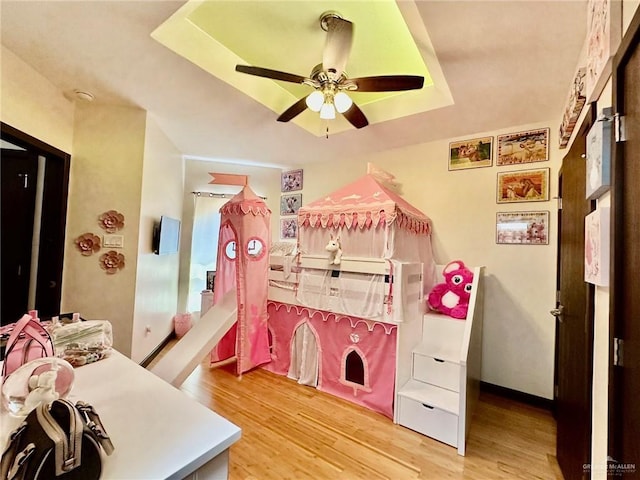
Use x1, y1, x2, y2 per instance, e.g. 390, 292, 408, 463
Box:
131, 116, 184, 363
0, 45, 74, 153
62, 103, 146, 357
1, 46, 185, 361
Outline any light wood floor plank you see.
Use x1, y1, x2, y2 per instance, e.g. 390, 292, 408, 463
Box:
157, 352, 559, 480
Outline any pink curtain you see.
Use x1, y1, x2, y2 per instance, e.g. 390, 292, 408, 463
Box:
265, 302, 398, 418
309, 315, 397, 419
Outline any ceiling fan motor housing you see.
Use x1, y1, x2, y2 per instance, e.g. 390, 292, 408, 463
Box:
234, 9, 423, 129
319, 11, 343, 32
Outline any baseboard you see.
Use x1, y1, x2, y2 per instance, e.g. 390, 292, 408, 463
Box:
480, 381, 554, 411
139, 332, 176, 368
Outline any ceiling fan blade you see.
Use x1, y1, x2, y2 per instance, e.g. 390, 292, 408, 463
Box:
322, 16, 353, 77
342, 103, 368, 129
236, 65, 307, 84
277, 97, 308, 122
351, 75, 424, 92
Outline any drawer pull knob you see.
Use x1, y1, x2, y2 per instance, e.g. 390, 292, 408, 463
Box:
434, 358, 445, 363
422, 404, 435, 409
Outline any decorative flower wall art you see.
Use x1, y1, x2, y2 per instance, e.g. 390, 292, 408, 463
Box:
98, 210, 125, 233
99, 250, 125, 274
74, 233, 101, 256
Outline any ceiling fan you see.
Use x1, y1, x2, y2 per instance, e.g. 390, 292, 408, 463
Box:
235, 12, 425, 129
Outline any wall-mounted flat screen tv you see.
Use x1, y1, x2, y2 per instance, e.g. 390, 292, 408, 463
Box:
153, 216, 181, 255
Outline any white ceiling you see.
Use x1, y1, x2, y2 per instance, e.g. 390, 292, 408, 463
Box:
0, 1, 587, 168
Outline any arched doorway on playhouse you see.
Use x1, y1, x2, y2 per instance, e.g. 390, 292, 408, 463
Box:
288, 321, 320, 387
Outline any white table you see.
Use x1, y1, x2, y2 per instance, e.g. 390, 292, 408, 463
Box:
1, 352, 241, 479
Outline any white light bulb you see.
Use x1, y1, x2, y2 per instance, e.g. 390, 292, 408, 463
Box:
319, 102, 336, 120
305, 91, 324, 112
334, 92, 353, 113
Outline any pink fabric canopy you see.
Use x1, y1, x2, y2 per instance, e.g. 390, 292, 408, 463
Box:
297, 174, 431, 235
211, 186, 272, 375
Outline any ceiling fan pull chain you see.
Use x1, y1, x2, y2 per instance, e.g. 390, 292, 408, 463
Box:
326, 125, 329, 139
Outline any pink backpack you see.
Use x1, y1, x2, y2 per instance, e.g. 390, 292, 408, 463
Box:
1, 314, 55, 379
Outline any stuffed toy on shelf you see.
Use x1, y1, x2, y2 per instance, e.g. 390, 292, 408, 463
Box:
325, 234, 342, 265
427, 260, 474, 320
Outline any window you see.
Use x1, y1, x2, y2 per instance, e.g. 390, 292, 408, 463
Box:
340, 347, 372, 395
187, 196, 225, 313
345, 350, 365, 385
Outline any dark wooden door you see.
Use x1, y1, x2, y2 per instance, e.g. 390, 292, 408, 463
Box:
555, 114, 594, 480
611, 7, 640, 477
1, 149, 38, 324
1, 123, 70, 323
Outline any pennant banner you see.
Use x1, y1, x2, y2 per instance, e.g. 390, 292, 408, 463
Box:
208, 173, 248, 186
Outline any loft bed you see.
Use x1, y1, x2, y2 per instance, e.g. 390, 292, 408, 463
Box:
268, 248, 425, 325
264, 172, 438, 419
269, 172, 437, 324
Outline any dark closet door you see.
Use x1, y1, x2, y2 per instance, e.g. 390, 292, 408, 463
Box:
1, 149, 39, 324
611, 7, 640, 476
1, 123, 70, 323
555, 113, 594, 480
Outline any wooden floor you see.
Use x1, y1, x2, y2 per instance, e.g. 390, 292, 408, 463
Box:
163, 355, 562, 480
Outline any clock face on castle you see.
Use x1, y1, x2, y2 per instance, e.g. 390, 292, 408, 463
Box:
224, 240, 236, 260
223, 238, 266, 261
247, 238, 265, 259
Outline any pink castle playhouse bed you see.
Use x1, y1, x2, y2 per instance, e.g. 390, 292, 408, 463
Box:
180, 173, 481, 454
264, 172, 437, 419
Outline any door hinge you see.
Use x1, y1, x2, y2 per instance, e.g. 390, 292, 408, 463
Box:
557, 197, 562, 210
556, 290, 561, 303
614, 113, 626, 142
614, 337, 624, 367
554, 384, 559, 398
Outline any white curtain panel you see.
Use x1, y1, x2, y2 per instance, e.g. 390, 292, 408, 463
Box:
187, 196, 226, 312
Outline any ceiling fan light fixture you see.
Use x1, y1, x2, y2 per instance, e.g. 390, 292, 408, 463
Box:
334, 91, 353, 113
305, 91, 324, 112
319, 102, 336, 120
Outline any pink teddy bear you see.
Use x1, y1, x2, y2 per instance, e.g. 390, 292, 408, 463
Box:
427, 260, 474, 319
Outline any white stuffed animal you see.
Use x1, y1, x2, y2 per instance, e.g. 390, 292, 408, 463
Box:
325, 234, 343, 265
19, 369, 60, 415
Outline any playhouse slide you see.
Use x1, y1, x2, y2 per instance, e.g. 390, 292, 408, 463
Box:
150, 289, 237, 387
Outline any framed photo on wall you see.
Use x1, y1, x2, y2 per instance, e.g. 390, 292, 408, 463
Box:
206, 270, 216, 291
585, 208, 610, 286
280, 218, 298, 239
497, 128, 550, 166
586, 107, 613, 199
496, 211, 549, 245
496, 168, 549, 204
585, 0, 622, 102
281, 169, 303, 192
280, 193, 302, 216
448, 136, 493, 170
559, 66, 587, 149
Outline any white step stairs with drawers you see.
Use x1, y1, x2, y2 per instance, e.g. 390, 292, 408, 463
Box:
396, 266, 484, 456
